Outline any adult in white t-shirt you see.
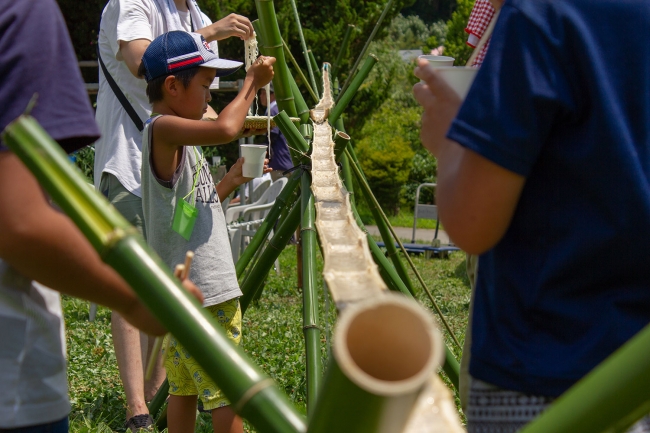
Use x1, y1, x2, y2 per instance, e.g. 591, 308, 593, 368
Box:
94, 0, 253, 428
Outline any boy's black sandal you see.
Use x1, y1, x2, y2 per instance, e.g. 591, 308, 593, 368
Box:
124, 414, 154, 432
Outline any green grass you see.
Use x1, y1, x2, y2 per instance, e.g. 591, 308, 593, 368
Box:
384, 209, 441, 230
65, 245, 469, 432
364, 209, 442, 230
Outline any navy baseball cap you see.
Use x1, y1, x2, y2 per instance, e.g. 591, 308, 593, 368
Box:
142, 31, 243, 82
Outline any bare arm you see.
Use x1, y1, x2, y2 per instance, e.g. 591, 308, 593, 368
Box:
0, 152, 201, 334
215, 157, 272, 202
154, 56, 275, 149
413, 59, 525, 254
196, 14, 254, 42
118, 38, 151, 78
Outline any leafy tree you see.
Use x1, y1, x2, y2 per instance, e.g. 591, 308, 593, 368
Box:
401, 0, 456, 25
346, 14, 439, 217
442, 0, 473, 65
423, 20, 447, 53
56, 0, 416, 83
355, 100, 415, 215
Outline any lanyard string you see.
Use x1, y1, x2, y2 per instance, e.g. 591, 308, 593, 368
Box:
182, 146, 204, 205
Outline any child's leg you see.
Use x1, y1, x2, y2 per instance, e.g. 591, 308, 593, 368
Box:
211, 406, 243, 433
167, 395, 198, 433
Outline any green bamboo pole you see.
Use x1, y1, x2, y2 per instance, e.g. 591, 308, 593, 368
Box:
346, 148, 463, 351
308, 294, 442, 433
148, 380, 169, 419
520, 323, 650, 433
300, 123, 313, 143
254, 1, 297, 117
307, 50, 322, 84
338, 0, 394, 102
361, 184, 416, 297
300, 172, 322, 416
288, 0, 319, 99
347, 197, 409, 296
329, 54, 378, 126
333, 129, 351, 163
289, 73, 311, 125
275, 111, 311, 165
240, 198, 302, 313
345, 144, 417, 298
282, 39, 318, 104
332, 24, 355, 80
2, 116, 306, 433
235, 170, 302, 278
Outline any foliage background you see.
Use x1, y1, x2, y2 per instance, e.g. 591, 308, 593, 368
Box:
56, 0, 473, 216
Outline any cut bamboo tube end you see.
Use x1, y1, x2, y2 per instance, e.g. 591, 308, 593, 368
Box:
335, 293, 443, 396
308, 294, 444, 433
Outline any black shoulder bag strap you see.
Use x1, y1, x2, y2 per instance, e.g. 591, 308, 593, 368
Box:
96, 45, 144, 132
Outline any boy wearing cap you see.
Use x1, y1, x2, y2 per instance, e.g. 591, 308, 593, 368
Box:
138, 31, 273, 433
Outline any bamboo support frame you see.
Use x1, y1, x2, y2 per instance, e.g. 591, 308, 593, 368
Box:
282, 38, 319, 104
332, 24, 355, 80
350, 201, 461, 389
235, 170, 302, 278
329, 54, 378, 126
288, 0, 319, 99
338, 0, 394, 102
345, 147, 463, 351
148, 380, 169, 420
308, 50, 322, 84
334, 128, 352, 165
240, 197, 302, 313
308, 294, 444, 433
301, 172, 322, 416
348, 202, 412, 298
275, 110, 310, 159
334, 148, 356, 205
289, 64, 314, 124
13, 3, 646, 429
2, 116, 306, 433
255, 0, 298, 117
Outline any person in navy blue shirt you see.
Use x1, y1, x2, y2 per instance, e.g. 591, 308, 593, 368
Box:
259, 83, 293, 180
414, 1, 650, 431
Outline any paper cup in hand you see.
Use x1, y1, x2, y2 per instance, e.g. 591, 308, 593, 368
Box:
240, 145, 267, 178
418, 55, 455, 67
430, 66, 478, 100
418, 55, 454, 83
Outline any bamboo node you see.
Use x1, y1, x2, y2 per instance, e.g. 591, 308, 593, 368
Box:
101, 227, 138, 259
232, 378, 275, 413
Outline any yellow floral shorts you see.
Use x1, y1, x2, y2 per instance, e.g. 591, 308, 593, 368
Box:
163, 298, 242, 410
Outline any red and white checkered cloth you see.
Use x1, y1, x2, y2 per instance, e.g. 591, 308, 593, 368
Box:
465, 0, 496, 67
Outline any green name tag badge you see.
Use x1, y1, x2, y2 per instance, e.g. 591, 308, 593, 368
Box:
172, 147, 205, 241
172, 199, 198, 241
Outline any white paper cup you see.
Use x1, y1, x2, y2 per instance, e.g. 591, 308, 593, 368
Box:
430, 66, 478, 100
418, 55, 455, 67
240, 144, 267, 178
